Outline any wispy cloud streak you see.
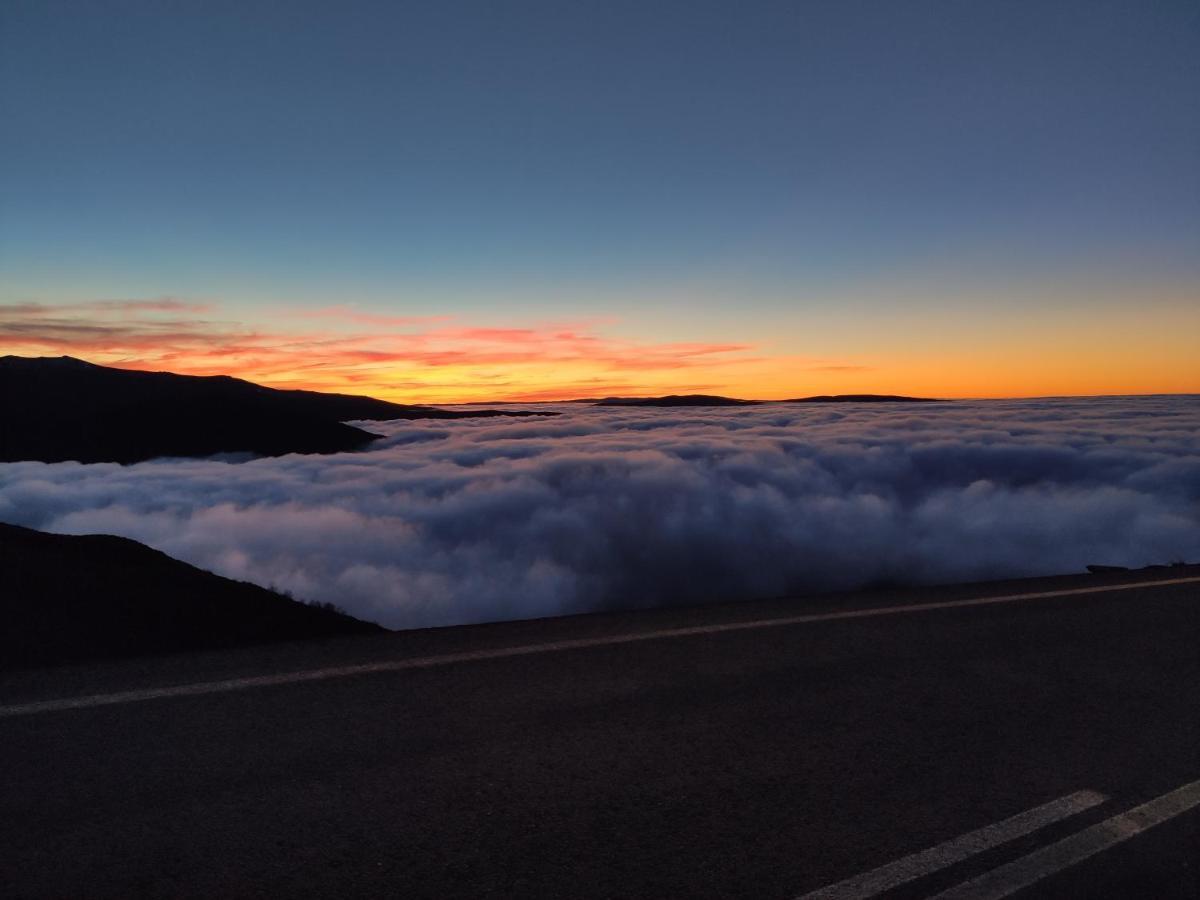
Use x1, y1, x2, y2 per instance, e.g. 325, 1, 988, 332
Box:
0, 300, 763, 400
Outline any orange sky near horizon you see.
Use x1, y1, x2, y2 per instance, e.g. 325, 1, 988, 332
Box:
1, 298, 1197, 403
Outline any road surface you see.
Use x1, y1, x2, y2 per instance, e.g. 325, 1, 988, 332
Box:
1, 567, 1197, 898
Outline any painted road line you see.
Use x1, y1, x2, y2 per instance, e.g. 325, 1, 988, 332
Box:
796, 791, 1108, 899
1, 575, 1198, 718
930, 778, 1200, 900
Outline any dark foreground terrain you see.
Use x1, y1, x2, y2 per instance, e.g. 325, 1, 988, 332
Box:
0, 355, 554, 463
1, 567, 1196, 898
0, 523, 381, 670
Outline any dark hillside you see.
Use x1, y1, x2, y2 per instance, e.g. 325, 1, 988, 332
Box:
0, 523, 382, 670
0, 355, 554, 463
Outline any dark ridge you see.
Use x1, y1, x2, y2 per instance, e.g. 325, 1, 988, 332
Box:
0, 522, 383, 671
592, 394, 761, 407
585, 393, 942, 406
780, 394, 944, 403
0, 355, 556, 464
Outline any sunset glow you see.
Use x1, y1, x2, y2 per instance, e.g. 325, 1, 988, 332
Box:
2, 293, 1196, 402
2, 4, 1199, 890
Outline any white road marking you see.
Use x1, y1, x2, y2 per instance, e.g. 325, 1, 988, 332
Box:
1, 575, 1197, 718
796, 790, 1108, 899
930, 778, 1200, 900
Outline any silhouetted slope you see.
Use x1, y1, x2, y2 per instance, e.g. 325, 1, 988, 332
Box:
0, 523, 382, 670
593, 394, 760, 407
0, 356, 554, 463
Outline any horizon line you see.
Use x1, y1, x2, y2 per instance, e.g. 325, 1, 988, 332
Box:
8, 354, 1199, 407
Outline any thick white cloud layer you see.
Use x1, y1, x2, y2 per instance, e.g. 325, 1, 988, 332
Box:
2, 396, 1198, 629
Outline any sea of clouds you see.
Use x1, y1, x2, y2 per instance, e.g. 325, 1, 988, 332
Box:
1, 396, 1198, 629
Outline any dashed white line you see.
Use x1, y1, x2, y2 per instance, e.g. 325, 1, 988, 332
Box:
796, 790, 1108, 899
930, 779, 1200, 900
1, 575, 1197, 718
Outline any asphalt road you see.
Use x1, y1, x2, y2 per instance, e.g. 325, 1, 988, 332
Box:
1, 568, 1197, 899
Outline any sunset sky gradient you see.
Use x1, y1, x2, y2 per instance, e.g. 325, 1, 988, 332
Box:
2, 0, 1197, 401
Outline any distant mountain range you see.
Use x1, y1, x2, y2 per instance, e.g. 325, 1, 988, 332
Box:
782, 394, 942, 403
0, 355, 555, 464
591, 393, 940, 407
0, 523, 382, 670
592, 394, 760, 407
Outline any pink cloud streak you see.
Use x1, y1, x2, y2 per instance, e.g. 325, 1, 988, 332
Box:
0, 299, 766, 400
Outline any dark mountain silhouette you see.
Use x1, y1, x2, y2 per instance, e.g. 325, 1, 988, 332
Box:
781, 394, 943, 403
593, 394, 761, 407
0, 355, 555, 463
0, 522, 383, 671
589, 393, 941, 406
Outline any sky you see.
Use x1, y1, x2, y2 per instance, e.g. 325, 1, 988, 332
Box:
1, 0, 1197, 401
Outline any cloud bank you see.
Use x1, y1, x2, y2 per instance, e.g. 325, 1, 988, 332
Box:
1, 397, 1197, 629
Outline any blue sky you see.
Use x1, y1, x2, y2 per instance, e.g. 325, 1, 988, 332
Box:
1, 0, 1197, 398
